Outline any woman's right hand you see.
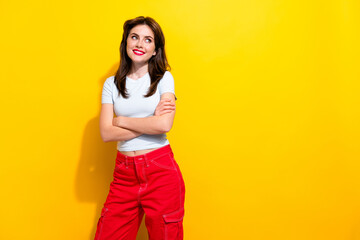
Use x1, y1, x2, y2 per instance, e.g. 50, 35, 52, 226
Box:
154, 98, 176, 116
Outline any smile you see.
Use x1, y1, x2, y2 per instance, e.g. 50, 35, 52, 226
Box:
133, 49, 145, 55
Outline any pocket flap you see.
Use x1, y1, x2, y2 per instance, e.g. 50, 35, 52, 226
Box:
163, 208, 184, 223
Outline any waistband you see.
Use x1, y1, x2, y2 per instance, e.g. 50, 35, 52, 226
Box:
116, 144, 173, 166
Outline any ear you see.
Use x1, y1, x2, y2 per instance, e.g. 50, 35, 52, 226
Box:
153, 51, 156, 56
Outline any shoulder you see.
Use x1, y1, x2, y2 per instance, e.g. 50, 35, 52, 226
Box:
158, 71, 176, 97
163, 71, 173, 79
102, 76, 116, 94
104, 75, 115, 85
103, 76, 116, 89
159, 71, 174, 83
101, 76, 116, 103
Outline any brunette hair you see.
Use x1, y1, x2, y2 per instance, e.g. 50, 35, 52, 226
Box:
114, 16, 171, 98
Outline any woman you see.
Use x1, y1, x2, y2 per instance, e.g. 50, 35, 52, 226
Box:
94, 16, 185, 240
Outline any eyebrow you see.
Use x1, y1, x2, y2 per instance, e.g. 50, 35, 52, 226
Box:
129, 33, 154, 39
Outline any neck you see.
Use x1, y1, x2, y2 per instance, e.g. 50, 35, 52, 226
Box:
129, 63, 149, 77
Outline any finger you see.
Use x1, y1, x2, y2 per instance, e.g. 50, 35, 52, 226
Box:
162, 108, 175, 112
157, 99, 173, 108
160, 100, 173, 106
158, 102, 174, 109
158, 106, 175, 112
159, 110, 174, 115
161, 106, 176, 110
162, 102, 175, 106
156, 103, 175, 112
161, 99, 172, 103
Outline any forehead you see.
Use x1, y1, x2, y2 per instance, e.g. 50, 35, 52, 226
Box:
129, 24, 154, 38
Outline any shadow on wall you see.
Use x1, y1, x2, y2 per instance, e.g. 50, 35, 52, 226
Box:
74, 63, 149, 240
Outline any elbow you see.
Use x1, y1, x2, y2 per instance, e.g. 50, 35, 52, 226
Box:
160, 121, 173, 133
100, 128, 112, 142
101, 133, 110, 143
159, 113, 175, 133
162, 125, 172, 133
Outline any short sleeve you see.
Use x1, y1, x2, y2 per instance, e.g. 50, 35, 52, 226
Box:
101, 76, 114, 104
159, 71, 177, 100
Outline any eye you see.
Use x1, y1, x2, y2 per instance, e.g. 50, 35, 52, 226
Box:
145, 38, 152, 43
131, 35, 137, 40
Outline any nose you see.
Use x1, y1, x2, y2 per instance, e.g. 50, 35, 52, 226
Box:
136, 39, 143, 48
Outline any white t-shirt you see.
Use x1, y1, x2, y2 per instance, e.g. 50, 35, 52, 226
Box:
101, 71, 176, 151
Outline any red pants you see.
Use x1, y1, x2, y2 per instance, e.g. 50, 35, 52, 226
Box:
94, 144, 185, 240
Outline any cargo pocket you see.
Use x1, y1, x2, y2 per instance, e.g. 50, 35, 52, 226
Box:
162, 208, 184, 240
95, 207, 108, 240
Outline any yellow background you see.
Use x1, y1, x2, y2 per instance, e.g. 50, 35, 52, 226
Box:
1, 0, 360, 239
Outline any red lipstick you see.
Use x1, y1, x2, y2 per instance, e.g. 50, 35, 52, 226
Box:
133, 49, 145, 55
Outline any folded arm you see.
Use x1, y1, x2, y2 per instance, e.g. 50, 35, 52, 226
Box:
112, 93, 176, 135
100, 103, 142, 142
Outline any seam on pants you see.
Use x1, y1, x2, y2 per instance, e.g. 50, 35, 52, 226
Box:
137, 187, 142, 205
137, 163, 148, 205
96, 207, 108, 240
149, 152, 170, 162
165, 222, 168, 240
149, 159, 176, 170
171, 155, 183, 210
142, 163, 148, 185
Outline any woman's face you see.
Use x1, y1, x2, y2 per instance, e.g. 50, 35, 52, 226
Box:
126, 24, 156, 66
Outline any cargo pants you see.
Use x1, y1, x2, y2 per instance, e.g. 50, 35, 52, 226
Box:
94, 144, 185, 240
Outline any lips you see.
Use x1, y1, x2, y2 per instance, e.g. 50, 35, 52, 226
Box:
133, 49, 145, 55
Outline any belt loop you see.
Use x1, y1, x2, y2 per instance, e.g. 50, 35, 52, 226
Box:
125, 156, 129, 169
144, 155, 149, 167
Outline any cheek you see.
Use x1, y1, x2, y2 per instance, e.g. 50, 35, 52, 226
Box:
126, 43, 135, 53
125, 47, 131, 56
146, 45, 156, 52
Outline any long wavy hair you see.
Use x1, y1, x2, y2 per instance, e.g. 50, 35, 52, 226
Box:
114, 16, 171, 98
